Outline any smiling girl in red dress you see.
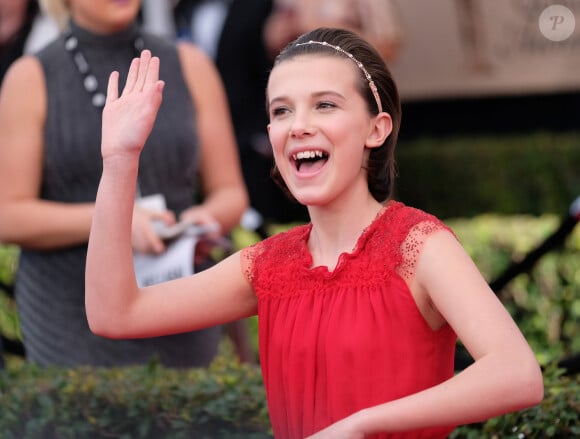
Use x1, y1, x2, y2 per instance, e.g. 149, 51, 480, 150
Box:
85, 27, 543, 438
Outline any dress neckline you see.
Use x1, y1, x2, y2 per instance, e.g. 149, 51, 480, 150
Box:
303, 199, 398, 275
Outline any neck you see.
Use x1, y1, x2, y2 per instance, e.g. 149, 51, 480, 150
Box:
67, 21, 142, 54
307, 194, 384, 269
70, 15, 136, 37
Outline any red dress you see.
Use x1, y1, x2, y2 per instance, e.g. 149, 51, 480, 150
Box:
242, 201, 458, 438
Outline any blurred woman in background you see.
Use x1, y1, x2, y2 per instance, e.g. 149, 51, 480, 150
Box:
0, 0, 249, 367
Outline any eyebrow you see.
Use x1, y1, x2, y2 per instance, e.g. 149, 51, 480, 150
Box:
269, 90, 346, 108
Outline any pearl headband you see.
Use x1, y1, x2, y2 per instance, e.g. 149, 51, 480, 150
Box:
295, 40, 383, 113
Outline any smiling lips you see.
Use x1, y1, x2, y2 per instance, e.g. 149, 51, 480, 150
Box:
291, 150, 329, 172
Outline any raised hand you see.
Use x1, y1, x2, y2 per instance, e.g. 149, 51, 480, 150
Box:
101, 50, 165, 160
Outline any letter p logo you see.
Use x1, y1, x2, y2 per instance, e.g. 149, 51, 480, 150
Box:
539, 5, 576, 41
550, 15, 565, 30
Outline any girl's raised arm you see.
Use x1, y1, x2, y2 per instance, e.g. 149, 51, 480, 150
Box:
85, 51, 256, 340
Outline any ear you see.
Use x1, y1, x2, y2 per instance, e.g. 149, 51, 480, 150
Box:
365, 112, 393, 149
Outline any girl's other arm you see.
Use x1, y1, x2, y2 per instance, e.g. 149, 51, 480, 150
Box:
308, 230, 543, 438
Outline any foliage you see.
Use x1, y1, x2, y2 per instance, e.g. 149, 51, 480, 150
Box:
0, 243, 18, 285
447, 214, 580, 366
0, 356, 271, 439
0, 244, 21, 357
0, 356, 579, 438
451, 365, 580, 438
396, 132, 580, 218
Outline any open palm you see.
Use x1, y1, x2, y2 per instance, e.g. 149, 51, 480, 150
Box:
101, 50, 165, 160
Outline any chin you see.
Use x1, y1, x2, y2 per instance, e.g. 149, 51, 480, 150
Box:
284, 177, 332, 207
291, 192, 329, 208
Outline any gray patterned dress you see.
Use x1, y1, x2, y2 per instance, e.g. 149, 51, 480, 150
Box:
14, 20, 222, 367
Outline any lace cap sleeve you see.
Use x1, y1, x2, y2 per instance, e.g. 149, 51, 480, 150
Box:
240, 241, 265, 286
396, 218, 455, 284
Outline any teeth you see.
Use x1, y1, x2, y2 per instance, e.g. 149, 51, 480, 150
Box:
293, 150, 325, 160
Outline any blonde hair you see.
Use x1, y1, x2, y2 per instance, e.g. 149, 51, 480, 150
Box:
39, 0, 70, 31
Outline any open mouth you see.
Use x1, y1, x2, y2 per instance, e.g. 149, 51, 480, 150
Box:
292, 150, 329, 172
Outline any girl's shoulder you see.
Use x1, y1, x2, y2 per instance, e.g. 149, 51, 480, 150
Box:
242, 223, 311, 260
382, 201, 457, 282
382, 200, 453, 243
240, 223, 311, 283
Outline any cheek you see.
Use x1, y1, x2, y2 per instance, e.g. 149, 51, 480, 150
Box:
267, 124, 288, 156
336, 131, 369, 167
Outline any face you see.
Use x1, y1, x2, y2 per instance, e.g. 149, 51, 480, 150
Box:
69, 0, 141, 33
267, 55, 381, 208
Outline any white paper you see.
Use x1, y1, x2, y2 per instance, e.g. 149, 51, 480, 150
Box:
133, 234, 197, 287
133, 193, 220, 287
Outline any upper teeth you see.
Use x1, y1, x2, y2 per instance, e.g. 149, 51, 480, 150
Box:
293, 150, 325, 160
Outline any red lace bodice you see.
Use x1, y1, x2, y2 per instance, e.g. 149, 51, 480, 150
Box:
242, 201, 458, 438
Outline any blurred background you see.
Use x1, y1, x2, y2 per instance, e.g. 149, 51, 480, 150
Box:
393, 0, 580, 116
1, 0, 579, 435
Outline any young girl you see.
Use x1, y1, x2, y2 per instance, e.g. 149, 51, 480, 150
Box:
86, 27, 543, 438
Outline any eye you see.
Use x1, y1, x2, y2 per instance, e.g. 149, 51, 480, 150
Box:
270, 106, 289, 118
316, 101, 336, 110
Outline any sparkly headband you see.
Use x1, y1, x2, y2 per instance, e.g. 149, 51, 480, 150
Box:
295, 40, 383, 113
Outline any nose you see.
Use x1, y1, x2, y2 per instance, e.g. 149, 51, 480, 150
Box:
288, 110, 315, 138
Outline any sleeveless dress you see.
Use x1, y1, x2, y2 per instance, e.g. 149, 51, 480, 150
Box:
242, 201, 458, 438
14, 21, 222, 367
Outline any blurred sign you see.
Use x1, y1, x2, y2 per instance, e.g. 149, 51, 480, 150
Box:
389, 0, 580, 100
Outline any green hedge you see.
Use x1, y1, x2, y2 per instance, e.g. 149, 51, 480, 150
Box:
0, 244, 20, 350
452, 365, 580, 438
396, 132, 580, 218
0, 356, 271, 439
0, 358, 579, 438
447, 214, 580, 365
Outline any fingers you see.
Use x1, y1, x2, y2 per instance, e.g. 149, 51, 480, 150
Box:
149, 209, 176, 226
146, 55, 160, 86
106, 71, 119, 103
147, 230, 166, 254
122, 57, 140, 94
134, 50, 160, 91
132, 206, 173, 254
134, 50, 151, 91
120, 50, 161, 97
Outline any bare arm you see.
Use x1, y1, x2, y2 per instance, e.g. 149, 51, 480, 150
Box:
308, 231, 543, 438
0, 56, 95, 248
86, 51, 257, 339
177, 43, 249, 234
